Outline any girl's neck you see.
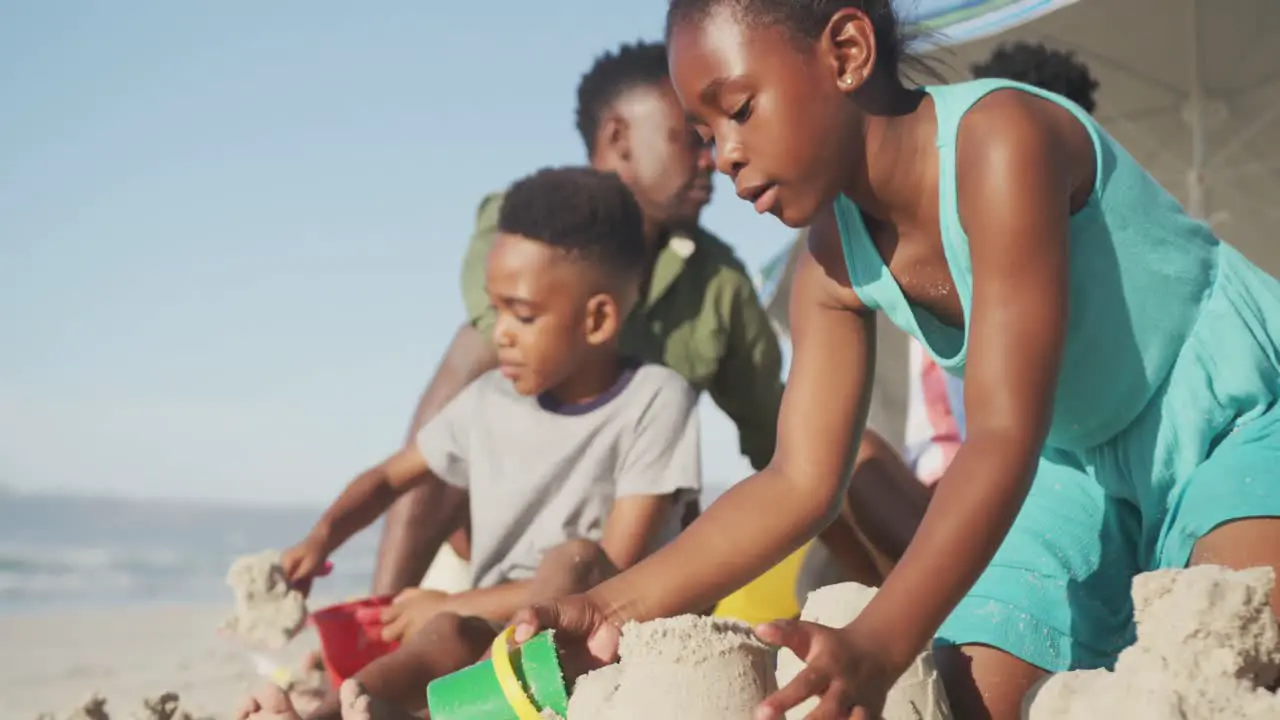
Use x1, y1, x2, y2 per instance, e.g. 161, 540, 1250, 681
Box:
840, 83, 933, 224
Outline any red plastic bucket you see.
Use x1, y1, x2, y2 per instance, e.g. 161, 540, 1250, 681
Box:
310, 596, 400, 687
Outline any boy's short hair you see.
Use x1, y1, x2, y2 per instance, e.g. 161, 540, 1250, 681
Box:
971, 41, 1100, 114
498, 167, 647, 281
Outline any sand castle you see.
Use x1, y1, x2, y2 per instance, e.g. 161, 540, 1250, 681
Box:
1025, 565, 1280, 720
567, 615, 777, 719
777, 582, 953, 720
219, 550, 307, 650
559, 585, 951, 719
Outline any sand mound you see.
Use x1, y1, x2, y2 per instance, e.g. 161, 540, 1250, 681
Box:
1025, 565, 1280, 719
38, 692, 209, 720
218, 550, 307, 650
776, 582, 953, 720
567, 615, 777, 719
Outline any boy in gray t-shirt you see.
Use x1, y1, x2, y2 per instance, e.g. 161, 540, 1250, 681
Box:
416, 360, 699, 592
246, 167, 700, 720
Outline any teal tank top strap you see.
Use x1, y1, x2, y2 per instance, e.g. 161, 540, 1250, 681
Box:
831, 196, 884, 312
833, 192, 966, 368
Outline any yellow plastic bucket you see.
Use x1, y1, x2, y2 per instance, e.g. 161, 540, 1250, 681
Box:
712, 541, 811, 626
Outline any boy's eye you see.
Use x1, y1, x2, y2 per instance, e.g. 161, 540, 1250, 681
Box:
493, 302, 537, 325
729, 99, 752, 123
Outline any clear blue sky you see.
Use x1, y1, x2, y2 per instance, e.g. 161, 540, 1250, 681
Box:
0, 1, 806, 505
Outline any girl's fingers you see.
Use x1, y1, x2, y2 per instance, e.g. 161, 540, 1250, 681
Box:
804, 683, 854, 719
756, 619, 818, 657
758, 666, 830, 718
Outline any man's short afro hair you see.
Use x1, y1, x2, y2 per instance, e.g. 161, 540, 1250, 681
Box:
498, 167, 646, 280
971, 41, 1100, 114
575, 41, 670, 156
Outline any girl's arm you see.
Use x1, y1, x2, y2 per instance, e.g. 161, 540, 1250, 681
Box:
853, 91, 1080, 666
586, 205, 877, 622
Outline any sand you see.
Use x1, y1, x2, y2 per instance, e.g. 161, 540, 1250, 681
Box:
1025, 565, 1280, 719
2, 603, 325, 719
13, 564, 1278, 720
218, 551, 308, 650
567, 615, 777, 720
10, 546, 334, 720
776, 582, 953, 720
38, 691, 207, 720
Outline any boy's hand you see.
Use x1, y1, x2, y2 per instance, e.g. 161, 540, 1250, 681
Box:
754, 620, 903, 720
280, 537, 328, 595
378, 589, 452, 642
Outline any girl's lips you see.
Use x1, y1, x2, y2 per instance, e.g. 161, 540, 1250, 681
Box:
753, 184, 780, 214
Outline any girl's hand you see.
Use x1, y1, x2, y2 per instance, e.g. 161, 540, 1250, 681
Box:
755, 620, 904, 720
509, 593, 624, 679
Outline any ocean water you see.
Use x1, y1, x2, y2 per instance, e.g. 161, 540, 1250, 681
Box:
0, 491, 379, 613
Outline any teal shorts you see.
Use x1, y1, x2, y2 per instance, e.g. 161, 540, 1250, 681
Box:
935, 246, 1280, 672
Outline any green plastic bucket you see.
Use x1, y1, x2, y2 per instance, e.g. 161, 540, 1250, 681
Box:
426, 629, 569, 720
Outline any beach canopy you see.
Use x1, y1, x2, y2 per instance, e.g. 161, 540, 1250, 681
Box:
756, 0, 1280, 447
916, 0, 1280, 267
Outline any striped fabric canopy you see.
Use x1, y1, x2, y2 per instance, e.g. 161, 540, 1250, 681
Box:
904, 0, 1082, 48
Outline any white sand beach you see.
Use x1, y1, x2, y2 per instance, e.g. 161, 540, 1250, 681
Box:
1, 603, 322, 720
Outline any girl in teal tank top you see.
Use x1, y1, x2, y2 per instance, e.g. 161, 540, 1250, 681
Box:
505, 3, 1280, 719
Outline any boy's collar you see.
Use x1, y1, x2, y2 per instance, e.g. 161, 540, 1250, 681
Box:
537, 358, 642, 416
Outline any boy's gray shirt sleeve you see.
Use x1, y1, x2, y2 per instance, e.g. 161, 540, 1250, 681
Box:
414, 376, 483, 489
616, 372, 702, 498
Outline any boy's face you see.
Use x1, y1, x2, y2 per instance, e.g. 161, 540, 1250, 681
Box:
485, 233, 626, 396
668, 8, 869, 228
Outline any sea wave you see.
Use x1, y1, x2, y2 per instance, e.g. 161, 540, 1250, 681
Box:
0, 494, 379, 611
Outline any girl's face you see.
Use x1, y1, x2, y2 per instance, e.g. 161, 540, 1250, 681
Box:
668, 8, 866, 228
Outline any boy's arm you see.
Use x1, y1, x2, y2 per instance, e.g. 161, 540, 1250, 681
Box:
316, 378, 479, 560
373, 192, 503, 594
373, 323, 490, 594
852, 92, 1075, 664
309, 446, 435, 557
598, 495, 677, 571
602, 376, 702, 569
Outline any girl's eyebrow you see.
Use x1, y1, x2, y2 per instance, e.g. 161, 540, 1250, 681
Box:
697, 77, 728, 104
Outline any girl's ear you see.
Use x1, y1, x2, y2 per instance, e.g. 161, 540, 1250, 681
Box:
822, 8, 878, 93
